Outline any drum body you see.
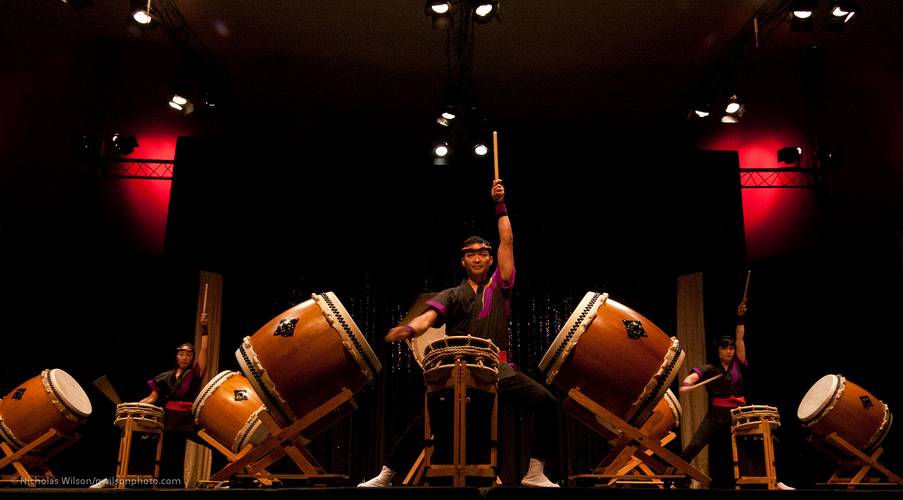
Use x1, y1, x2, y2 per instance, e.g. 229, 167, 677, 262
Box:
236, 292, 381, 426
193, 371, 267, 453
637, 389, 681, 441
422, 336, 500, 389
114, 403, 165, 429
539, 292, 684, 426
797, 374, 892, 452
0, 369, 92, 449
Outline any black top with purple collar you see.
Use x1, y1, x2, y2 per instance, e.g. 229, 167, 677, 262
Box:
426, 266, 516, 378
691, 357, 748, 409
148, 367, 203, 431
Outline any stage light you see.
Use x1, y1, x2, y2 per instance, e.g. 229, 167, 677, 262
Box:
426, 1, 450, 15
473, 143, 489, 157
109, 133, 138, 156
168, 101, 183, 111
720, 95, 744, 123
130, 0, 154, 25
171, 95, 187, 106
790, 0, 816, 31
474, 1, 498, 23
778, 146, 802, 165
433, 143, 449, 157
826, 0, 856, 30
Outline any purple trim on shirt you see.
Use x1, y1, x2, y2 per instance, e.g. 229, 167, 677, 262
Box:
147, 379, 159, 393
175, 369, 195, 397
691, 367, 703, 378
426, 299, 447, 317
478, 273, 498, 319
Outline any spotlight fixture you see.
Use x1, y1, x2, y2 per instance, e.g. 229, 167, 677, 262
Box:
433, 143, 449, 158
825, 0, 857, 30
130, 0, 154, 25
109, 133, 139, 156
425, 1, 451, 16
777, 146, 803, 165
437, 105, 458, 126
721, 95, 745, 123
168, 94, 195, 115
473, 143, 489, 157
790, 0, 816, 31
473, 1, 499, 23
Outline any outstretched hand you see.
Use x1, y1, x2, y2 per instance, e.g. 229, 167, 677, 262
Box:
491, 179, 505, 203
385, 325, 413, 343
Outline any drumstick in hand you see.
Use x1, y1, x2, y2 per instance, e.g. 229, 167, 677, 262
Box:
202, 283, 209, 316
680, 374, 723, 393
492, 130, 500, 181
92, 375, 123, 405
741, 270, 751, 304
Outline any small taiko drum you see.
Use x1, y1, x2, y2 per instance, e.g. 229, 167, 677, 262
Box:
193, 371, 267, 454
0, 369, 92, 449
421, 336, 500, 388
236, 292, 381, 426
539, 292, 684, 426
797, 374, 892, 452
114, 403, 164, 430
731, 405, 781, 432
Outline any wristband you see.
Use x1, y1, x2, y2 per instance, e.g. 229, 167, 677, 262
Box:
495, 202, 508, 218
736, 316, 745, 326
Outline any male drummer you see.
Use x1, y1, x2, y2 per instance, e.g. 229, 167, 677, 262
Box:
679, 301, 747, 488
358, 179, 560, 488
139, 313, 209, 487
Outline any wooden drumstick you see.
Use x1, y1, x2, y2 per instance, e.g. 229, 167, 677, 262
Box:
202, 283, 209, 316
680, 374, 723, 393
92, 375, 123, 405
741, 270, 751, 304
492, 130, 500, 181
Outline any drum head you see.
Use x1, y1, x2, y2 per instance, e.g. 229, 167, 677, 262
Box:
407, 327, 446, 367
47, 369, 92, 417
798, 374, 840, 422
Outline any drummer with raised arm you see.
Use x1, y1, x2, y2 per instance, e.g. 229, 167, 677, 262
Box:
140, 311, 209, 487
359, 176, 560, 488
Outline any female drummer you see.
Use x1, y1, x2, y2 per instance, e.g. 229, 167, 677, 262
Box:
140, 312, 209, 486
359, 179, 560, 488
678, 301, 747, 487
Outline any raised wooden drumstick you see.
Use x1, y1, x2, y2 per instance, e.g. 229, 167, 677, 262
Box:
492, 130, 500, 181
680, 374, 723, 393
202, 283, 209, 315
741, 270, 751, 304
92, 375, 123, 405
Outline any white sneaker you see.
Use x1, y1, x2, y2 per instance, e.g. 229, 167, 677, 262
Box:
520, 458, 560, 487
357, 466, 395, 487
89, 478, 113, 489
777, 481, 795, 490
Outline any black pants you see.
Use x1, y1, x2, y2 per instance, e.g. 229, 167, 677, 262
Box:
386, 370, 558, 473
681, 406, 734, 488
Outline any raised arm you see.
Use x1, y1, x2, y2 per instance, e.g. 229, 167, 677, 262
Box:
735, 301, 747, 364
492, 179, 514, 282
385, 309, 439, 343
195, 313, 210, 375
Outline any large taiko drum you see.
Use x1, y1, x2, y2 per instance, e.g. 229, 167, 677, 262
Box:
0, 369, 92, 449
539, 292, 684, 426
797, 374, 892, 452
236, 292, 381, 426
193, 371, 268, 453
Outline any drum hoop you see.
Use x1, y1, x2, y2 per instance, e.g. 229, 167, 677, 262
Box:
234, 407, 266, 453
193, 371, 238, 422
731, 405, 781, 429
0, 415, 24, 450
41, 369, 88, 425
625, 337, 684, 424
421, 338, 500, 378
801, 374, 845, 428
314, 292, 382, 381
538, 291, 607, 385
236, 338, 296, 425
662, 389, 681, 427
864, 401, 892, 451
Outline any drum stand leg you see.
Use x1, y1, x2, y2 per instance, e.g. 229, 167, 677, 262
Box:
415, 358, 498, 487
0, 428, 77, 486
207, 388, 354, 486
564, 388, 710, 488
810, 433, 903, 489
114, 417, 164, 489
731, 421, 778, 489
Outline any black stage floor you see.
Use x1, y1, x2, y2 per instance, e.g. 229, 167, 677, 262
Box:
2, 486, 903, 499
